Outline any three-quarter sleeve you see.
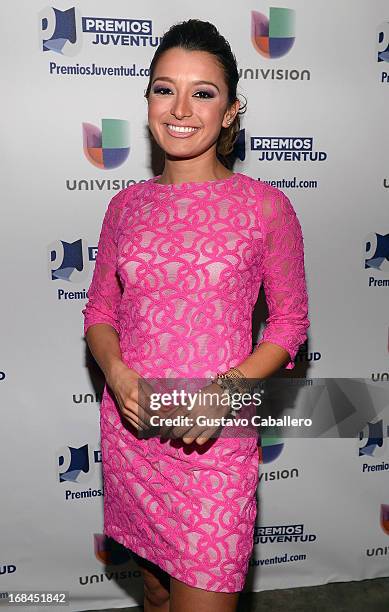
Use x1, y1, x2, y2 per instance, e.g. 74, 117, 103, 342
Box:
255, 188, 310, 369
82, 190, 125, 336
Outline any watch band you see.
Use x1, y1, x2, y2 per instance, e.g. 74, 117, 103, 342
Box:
212, 367, 261, 417
212, 373, 241, 417
223, 367, 257, 393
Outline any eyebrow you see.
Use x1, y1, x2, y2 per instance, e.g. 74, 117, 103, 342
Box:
151, 76, 220, 92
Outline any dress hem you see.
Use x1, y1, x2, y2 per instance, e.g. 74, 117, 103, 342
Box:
104, 526, 248, 593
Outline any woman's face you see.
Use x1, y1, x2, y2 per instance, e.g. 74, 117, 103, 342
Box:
147, 47, 236, 159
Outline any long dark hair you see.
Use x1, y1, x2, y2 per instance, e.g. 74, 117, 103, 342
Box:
144, 19, 246, 164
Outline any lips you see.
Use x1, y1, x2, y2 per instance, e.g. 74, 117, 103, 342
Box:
165, 123, 200, 138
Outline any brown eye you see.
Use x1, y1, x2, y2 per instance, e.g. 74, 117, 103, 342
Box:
194, 90, 214, 99
152, 87, 172, 95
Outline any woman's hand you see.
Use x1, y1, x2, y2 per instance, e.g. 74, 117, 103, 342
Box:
158, 382, 232, 445
106, 361, 155, 432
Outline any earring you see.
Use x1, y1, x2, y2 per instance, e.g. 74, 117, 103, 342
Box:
226, 118, 231, 125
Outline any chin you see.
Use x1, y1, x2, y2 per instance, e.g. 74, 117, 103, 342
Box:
163, 147, 204, 159
161, 143, 202, 159
163, 139, 217, 158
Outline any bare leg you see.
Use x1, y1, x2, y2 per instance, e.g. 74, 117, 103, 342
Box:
170, 576, 239, 612
133, 553, 170, 612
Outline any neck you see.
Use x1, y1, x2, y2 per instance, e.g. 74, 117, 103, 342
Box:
157, 148, 233, 185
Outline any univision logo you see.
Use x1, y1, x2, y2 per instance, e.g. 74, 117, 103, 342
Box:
258, 428, 300, 482
242, 7, 310, 81
381, 504, 389, 535
365, 504, 389, 557
73, 392, 102, 404
258, 426, 283, 464
251, 7, 295, 58
83, 119, 130, 169
78, 535, 141, 585
94, 534, 134, 565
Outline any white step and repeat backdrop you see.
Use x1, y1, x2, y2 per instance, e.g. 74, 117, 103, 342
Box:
1, 1, 389, 610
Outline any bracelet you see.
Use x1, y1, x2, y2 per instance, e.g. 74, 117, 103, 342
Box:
212, 367, 259, 417
221, 367, 257, 393
212, 374, 240, 417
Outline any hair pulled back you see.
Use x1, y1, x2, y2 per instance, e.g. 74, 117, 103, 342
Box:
144, 19, 246, 159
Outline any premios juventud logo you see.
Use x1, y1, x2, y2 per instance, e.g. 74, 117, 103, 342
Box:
38, 6, 159, 55
377, 21, 389, 62
56, 442, 103, 502
47, 238, 96, 302
377, 20, 389, 84
364, 231, 389, 288
38, 6, 158, 79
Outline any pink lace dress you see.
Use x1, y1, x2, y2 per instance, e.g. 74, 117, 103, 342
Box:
82, 172, 309, 592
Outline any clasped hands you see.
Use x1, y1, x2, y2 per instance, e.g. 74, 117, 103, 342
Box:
108, 364, 237, 445
140, 380, 233, 445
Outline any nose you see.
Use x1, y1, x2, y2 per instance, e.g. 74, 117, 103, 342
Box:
170, 92, 193, 120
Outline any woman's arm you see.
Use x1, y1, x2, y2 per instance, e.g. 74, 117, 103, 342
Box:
236, 341, 291, 379
238, 188, 310, 379
82, 190, 150, 431
85, 323, 150, 431
178, 189, 310, 445
85, 323, 127, 389
82, 190, 127, 385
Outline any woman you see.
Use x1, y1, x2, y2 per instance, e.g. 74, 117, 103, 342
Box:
83, 19, 310, 612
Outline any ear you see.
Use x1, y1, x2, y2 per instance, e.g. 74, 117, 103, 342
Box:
222, 99, 241, 128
